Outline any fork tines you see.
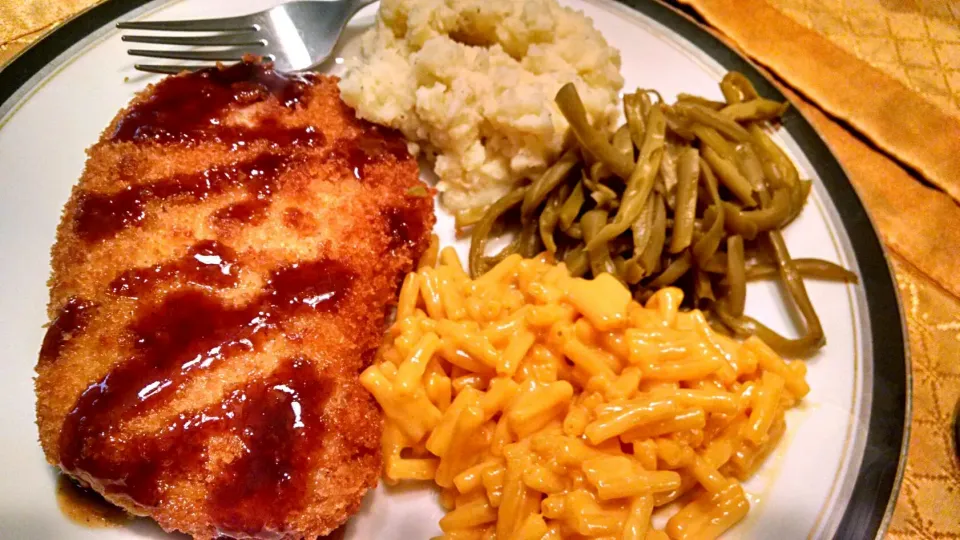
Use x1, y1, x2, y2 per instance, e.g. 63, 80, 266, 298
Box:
117, 17, 266, 74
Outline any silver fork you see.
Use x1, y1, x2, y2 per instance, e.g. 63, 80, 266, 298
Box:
117, 0, 376, 74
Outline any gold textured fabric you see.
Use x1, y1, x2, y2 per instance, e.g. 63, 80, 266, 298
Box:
2, 0, 959, 537
770, 0, 960, 116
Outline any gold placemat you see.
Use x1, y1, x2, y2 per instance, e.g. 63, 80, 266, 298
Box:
3, 0, 959, 538
782, 86, 960, 537
769, 0, 960, 117
679, 0, 960, 210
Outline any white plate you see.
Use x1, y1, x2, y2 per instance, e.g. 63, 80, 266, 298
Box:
0, 0, 908, 538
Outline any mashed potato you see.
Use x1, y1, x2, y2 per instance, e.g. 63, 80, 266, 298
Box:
339, 0, 623, 210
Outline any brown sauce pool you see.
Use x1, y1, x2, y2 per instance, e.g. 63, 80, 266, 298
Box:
56, 475, 130, 528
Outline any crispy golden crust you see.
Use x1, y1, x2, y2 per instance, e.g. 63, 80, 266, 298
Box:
34, 67, 433, 539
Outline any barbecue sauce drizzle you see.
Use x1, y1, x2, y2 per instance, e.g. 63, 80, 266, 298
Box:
109, 240, 240, 296
72, 61, 412, 242
52, 62, 419, 532
110, 61, 319, 147
38, 297, 94, 367
58, 259, 354, 532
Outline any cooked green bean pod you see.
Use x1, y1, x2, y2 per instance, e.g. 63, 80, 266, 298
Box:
677, 93, 726, 110
462, 72, 856, 357
564, 245, 589, 277
675, 102, 751, 142
662, 107, 697, 141
721, 187, 792, 239
659, 142, 680, 196
715, 230, 825, 357
691, 163, 725, 265
521, 149, 578, 218
720, 98, 789, 122
694, 270, 716, 304
726, 235, 747, 316
639, 194, 667, 275
586, 105, 666, 250
720, 72, 760, 103
630, 200, 656, 250
734, 143, 767, 193
581, 209, 619, 279
455, 206, 488, 231
469, 187, 527, 277
613, 124, 634, 158
539, 183, 570, 253
623, 92, 651, 148
745, 259, 859, 283
670, 147, 700, 253
691, 125, 737, 162
783, 180, 812, 226
748, 124, 798, 188
517, 218, 541, 258
648, 251, 693, 288
702, 146, 757, 207
556, 83, 634, 179
559, 179, 585, 230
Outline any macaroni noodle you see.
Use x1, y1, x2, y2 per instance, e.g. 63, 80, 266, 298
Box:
360, 250, 808, 539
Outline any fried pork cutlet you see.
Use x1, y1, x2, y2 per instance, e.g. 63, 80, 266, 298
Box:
34, 61, 434, 539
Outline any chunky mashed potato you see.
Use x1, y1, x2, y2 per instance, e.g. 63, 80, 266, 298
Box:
339, 0, 623, 210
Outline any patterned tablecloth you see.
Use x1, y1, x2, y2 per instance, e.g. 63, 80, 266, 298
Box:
2, 0, 959, 537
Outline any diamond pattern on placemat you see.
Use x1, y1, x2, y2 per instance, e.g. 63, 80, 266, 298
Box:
885, 257, 960, 540
767, 0, 960, 115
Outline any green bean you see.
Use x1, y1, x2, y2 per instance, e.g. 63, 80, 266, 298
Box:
720, 72, 760, 104
745, 258, 859, 283
692, 162, 725, 265
783, 180, 812, 226
691, 125, 737, 162
559, 179, 585, 230
464, 72, 855, 358
581, 209, 619, 279
702, 146, 757, 207
716, 230, 825, 357
623, 92, 651, 148
539, 182, 570, 253
590, 185, 619, 209
676, 102, 751, 142
722, 187, 791, 239
720, 98, 789, 122
726, 235, 747, 316
734, 143, 767, 193
659, 142, 680, 194
563, 245, 589, 277
720, 79, 744, 105
455, 206, 488, 231
586, 105, 666, 250
648, 251, 693, 288
748, 124, 798, 188
521, 149, 578, 218
693, 206, 724, 266
670, 147, 700, 253
469, 187, 527, 277
518, 218, 541, 258
639, 194, 667, 275
612, 256, 628, 279
694, 270, 716, 304
677, 93, 726, 110
556, 83, 634, 179
613, 124, 634, 158
702, 252, 727, 274
584, 166, 619, 207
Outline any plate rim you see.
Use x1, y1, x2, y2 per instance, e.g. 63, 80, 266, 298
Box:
0, 0, 910, 539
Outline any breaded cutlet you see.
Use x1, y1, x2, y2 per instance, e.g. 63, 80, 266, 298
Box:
34, 61, 434, 539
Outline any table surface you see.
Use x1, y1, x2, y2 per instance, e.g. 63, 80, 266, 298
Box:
2, 0, 959, 538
